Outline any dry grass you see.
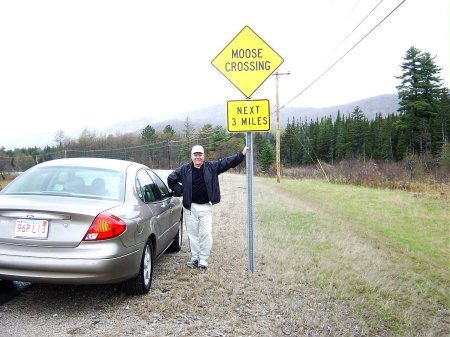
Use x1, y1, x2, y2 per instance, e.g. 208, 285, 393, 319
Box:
282, 158, 450, 197
254, 175, 449, 337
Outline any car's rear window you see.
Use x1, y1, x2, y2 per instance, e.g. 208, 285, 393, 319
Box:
2, 166, 125, 201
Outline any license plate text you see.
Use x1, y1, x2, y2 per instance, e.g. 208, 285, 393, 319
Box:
15, 219, 49, 239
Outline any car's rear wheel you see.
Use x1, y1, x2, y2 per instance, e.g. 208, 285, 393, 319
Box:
0, 279, 14, 287
124, 239, 153, 295
168, 213, 183, 253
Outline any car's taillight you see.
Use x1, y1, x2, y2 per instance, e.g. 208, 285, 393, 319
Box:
83, 213, 126, 241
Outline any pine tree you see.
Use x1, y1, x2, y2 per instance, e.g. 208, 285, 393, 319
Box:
281, 117, 297, 165
381, 114, 398, 160
347, 106, 368, 160
141, 125, 159, 166
334, 111, 346, 161
141, 125, 156, 144
259, 140, 276, 172
395, 46, 443, 157
369, 113, 384, 160
317, 116, 334, 162
431, 88, 450, 156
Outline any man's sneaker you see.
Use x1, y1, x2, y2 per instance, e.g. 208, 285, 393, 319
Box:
198, 260, 208, 269
186, 259, 198, 268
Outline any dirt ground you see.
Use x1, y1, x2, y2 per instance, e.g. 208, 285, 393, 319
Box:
0, 173, 367, 337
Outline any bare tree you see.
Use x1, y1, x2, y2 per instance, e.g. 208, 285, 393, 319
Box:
54, 130, 66, 158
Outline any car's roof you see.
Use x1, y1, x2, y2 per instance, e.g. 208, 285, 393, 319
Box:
36, 157, 141, 171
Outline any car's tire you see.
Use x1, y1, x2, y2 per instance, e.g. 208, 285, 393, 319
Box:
124, 239, 153, 295
0, 279, 14, 288
168, 213, 183, 253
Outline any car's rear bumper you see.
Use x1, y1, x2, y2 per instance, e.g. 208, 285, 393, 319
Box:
0, 248, 142, 284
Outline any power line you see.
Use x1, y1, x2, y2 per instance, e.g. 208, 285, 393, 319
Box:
330, 0, 385, 56
280, 0, 407, 110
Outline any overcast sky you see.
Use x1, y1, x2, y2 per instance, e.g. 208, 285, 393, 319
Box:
1, 0, 449, 150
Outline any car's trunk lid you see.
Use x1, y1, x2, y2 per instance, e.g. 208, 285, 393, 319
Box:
0, 194, 123, 247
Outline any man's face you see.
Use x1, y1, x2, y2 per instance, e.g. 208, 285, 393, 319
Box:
191, 152, 204, 168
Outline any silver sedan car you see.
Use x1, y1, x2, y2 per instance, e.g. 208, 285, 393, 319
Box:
0, 158, 183, 295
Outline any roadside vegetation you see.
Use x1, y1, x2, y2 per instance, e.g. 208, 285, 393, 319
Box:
254, 175, 449, 337
0, 173, 17, 190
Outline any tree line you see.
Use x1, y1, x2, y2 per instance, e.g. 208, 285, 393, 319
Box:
1, 46, 449, 174
280, 46, 449, 168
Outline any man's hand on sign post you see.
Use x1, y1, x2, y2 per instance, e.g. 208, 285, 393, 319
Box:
242, 146, 248, 156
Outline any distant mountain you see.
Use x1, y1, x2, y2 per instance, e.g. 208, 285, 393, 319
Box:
277, 93, 399, 124
0, 94, 399, 150
104, 93, 399, 135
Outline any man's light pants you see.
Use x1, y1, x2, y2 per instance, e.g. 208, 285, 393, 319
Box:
184, 203, 213, 261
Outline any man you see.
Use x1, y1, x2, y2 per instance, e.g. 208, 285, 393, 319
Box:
167, 144, 248, 269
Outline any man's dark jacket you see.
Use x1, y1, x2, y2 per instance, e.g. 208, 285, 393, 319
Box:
167, 151, 245, 210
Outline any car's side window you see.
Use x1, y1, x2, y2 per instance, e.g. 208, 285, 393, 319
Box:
135, 176, 144, 201
136, 169, 160, 203
148, 170, 171, 200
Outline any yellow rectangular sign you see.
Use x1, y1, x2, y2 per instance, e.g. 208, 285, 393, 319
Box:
227, 99, 270, 132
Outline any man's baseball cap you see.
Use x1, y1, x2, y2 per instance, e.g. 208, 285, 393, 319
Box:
191, 145, 204, 154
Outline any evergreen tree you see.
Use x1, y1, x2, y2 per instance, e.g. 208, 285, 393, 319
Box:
381, 114, 398, 160
209, 126, 228, 152
316, 116, 334, 163
197, 124, 214, 156
280, 117, 296, 166
141, 125, 156, 144
334, 111, 346, 161
431, 88, 450, 155
347, 106, 368, 160
254, 132, 273, 169
298, 119, 313, 165
395, 46, 443, 157
309, 119, 320, 163
141, 125, 159, 166
162, 124, 176, 168
369, 113, 384, 160
259, 140, 276, 172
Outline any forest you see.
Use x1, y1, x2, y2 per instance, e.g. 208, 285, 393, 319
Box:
1, 47, 449, 188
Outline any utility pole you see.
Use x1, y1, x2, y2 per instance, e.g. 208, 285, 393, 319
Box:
273, 70, 290, 183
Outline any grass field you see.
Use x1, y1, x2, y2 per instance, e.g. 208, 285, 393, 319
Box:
253, 176, 449, 337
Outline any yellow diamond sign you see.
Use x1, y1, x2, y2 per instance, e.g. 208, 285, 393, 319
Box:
212, 26, 284, 98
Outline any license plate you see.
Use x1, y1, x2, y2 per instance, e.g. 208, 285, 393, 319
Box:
15, 219, 49, 239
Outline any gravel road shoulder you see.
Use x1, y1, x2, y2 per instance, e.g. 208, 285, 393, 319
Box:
0, 173, 365, 337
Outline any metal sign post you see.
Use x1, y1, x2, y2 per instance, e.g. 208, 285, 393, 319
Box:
212, 25, 284, 274
246, 132, 254, 273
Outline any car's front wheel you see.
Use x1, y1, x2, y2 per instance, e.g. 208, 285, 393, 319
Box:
124, 239, 153, 295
